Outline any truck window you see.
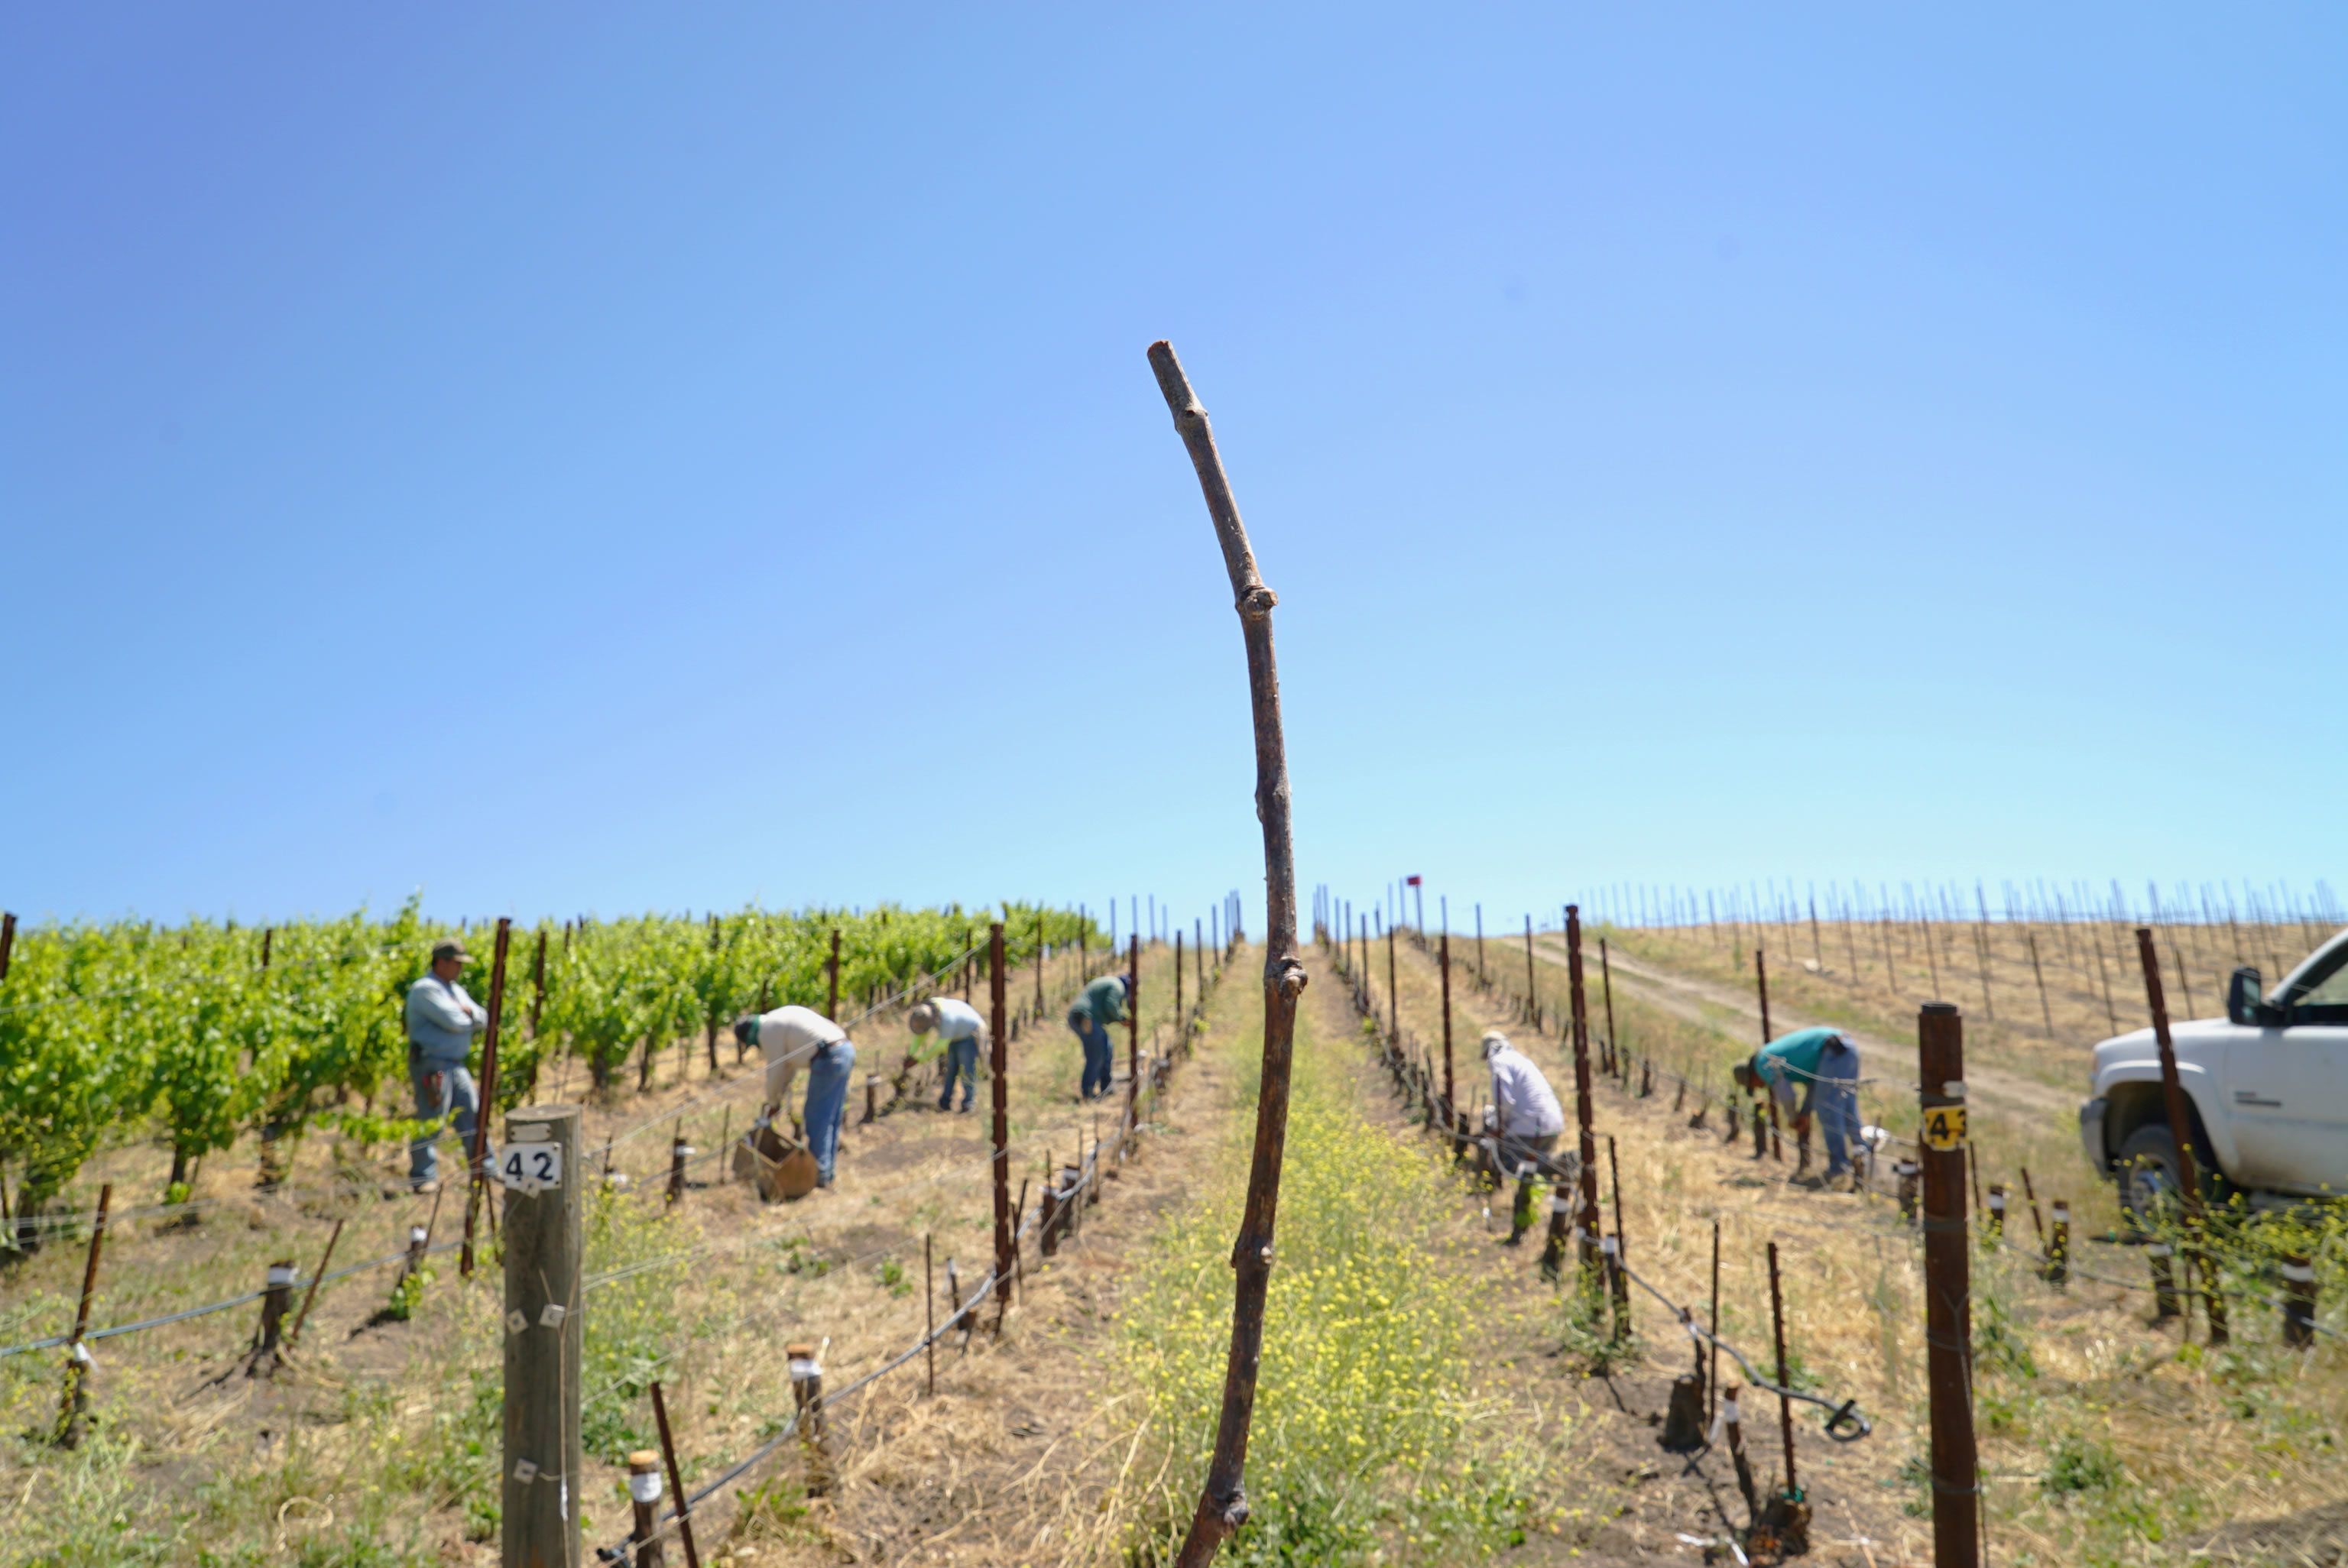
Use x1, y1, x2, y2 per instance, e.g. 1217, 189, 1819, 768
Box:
2285, 948, 2348, 1023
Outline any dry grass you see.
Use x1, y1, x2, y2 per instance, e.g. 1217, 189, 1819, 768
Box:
1351, 922, 2348, 1566
0, 936, 1231, 1565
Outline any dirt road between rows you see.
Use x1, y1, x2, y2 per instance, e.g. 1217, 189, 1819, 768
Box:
1534, 935, 2078, 1123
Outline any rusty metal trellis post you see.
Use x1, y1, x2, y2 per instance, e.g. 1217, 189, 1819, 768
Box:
1918, 1002, 1980, 1568
1566, 907, 1600, 1275
2136, 926, 2225, 1343
991, 922, 1013, 1309
460, 916, 512, 1279
1150, 341, 1306, 1568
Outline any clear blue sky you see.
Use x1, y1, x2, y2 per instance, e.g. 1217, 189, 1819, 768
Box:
4, 5, 2341, 938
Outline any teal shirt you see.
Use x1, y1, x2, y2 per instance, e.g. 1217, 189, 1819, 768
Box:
1069, 976, 1127, 1031
1750, 1027, 1843, 1105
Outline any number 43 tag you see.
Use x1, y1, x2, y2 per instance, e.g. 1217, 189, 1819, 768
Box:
498, 1143, 564, 1191
1921, 1106, 1967, 1151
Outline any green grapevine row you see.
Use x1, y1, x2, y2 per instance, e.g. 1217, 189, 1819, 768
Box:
0, 899, 1098, 1223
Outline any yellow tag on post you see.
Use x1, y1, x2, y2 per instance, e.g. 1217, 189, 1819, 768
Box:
1921, 1106, 1967, 1151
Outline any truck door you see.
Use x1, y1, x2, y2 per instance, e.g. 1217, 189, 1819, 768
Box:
2223, 950, 2348, 1194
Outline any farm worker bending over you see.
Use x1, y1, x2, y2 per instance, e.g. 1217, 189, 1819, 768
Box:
731, 1005, 859, 1189
404, 938, 488, 1194
1734, 1027, 1863, 1190
1484, 1030, 1567, 1246
907, 996, 988, 1114
1067, 974, 1131, 1102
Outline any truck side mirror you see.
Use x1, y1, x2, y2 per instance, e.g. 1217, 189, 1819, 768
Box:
2228, 966, 2272, 1026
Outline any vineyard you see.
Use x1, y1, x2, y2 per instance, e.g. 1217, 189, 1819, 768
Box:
0, 901, 1102, 1235
5, 881, 2346, 1566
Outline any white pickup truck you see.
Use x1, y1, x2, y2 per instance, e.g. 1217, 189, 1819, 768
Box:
2079, 925, 2348, 1217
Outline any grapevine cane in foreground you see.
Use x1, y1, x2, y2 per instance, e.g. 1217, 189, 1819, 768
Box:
1147, 339, 1307, 1568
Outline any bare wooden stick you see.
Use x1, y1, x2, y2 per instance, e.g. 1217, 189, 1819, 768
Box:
1150, 340, 1305, 1568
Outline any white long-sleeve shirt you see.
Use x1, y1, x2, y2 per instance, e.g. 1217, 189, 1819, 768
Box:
926, 997, 986, 1044
404, 974, 488, 1064
755, 1005, 849, 1107
1488, 1045, 1566, 1139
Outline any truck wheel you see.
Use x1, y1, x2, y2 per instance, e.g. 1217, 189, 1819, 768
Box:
2116, 1123, 2221, 1223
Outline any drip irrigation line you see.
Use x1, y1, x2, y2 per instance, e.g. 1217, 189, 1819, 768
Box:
0, 1239, 460, 1359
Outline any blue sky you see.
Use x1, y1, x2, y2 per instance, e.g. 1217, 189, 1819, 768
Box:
3, 5, 2341, 938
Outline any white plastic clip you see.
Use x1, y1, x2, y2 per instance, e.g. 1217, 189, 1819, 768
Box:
539, 1303, 568, 1329
628, 1471, 663, 1503
267, 1265, 298, 1288
512, 1459, 539, 1483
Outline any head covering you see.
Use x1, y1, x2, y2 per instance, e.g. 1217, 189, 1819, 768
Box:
1480, 1029, 1510, 1060
906, 1002, 938, 1034
1121, 974, 1136, 997
430, 938, 471, 965
732, 1016, 761, 1047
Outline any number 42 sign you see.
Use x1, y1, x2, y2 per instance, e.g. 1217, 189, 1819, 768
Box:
1921, 1106, 1967, 1151
498, 1143, 563, 1191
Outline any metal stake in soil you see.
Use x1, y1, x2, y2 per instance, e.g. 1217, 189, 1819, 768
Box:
460, 915, 513, 1279
1565, 906, 1600, 1277
2136, 926, 2226, 1344
991, 922, 1013, 1307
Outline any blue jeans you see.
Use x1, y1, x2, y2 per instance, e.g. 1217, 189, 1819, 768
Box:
939, 1036, 979, 1110
409, 1056, 478, 1185
803, 1042, 857, 1181
1813, 1043, 1862, 1177
1075, 1022, 1114, 1100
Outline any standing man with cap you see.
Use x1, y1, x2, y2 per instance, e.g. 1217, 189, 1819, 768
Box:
1067, 972, 1131, 1102
1733, 1026, 1863, 1189
405, 937, 489, 1194
731, 1003, 858, 1188
907, 996, 987, 1113
1484, 1029, 1568, 1245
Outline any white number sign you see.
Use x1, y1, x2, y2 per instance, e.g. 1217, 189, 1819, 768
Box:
498, 1143, 563, 1191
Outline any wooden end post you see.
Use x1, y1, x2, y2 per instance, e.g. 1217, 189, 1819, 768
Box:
502, 1103, 582, 1568
827, 928, 841, 1020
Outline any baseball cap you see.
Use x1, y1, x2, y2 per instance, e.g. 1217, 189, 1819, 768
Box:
430, 938, 472, 964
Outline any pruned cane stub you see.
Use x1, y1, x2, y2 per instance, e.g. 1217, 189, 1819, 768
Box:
1150, 340, 1303, 1568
